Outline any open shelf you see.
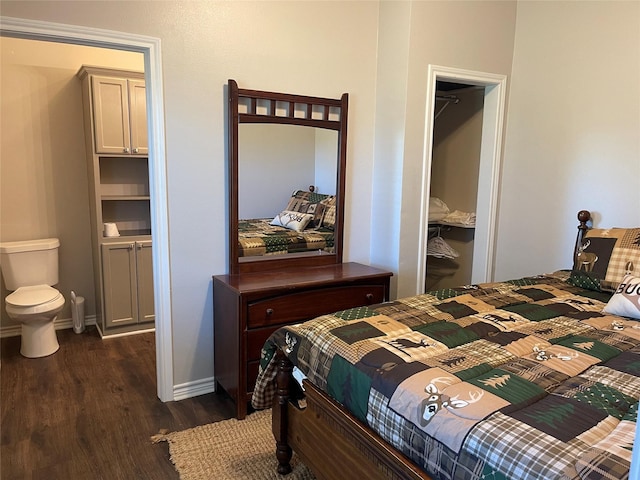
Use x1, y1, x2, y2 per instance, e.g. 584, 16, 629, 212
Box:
99, 156, 149, 196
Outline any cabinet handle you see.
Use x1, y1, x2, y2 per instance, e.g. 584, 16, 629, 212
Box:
123, 147, 130, 153
365, 293, 374, 303
128, 243, 134, 250
133, 147, 139, 154
265, 308, 274, 316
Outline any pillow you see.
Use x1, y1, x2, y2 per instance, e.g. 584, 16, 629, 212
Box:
319, 195, 337, 230
270, 211, 313, 233
576, 228, 640, 292
603, 273, 640, 320
285, 190, 334, 229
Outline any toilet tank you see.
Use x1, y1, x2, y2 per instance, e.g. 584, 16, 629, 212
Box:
0, 238, 60, 290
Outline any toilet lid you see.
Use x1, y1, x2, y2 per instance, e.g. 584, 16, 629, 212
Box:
6, 285, 61, 307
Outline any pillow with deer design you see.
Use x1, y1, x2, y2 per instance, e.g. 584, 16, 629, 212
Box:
603, 273, 640, 320
574, 228, 640, 292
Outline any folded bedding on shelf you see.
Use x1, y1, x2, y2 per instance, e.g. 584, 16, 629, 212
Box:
440, 209, 476, 227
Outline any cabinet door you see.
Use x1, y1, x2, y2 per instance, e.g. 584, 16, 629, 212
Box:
128, 79, 148, 155
136, 240, 155, 323
102, 242, 138, 328
92, 76, 131, 154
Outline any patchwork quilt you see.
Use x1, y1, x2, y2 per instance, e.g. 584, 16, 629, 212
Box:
237, 218, 334, 257
252, 271, 639, 480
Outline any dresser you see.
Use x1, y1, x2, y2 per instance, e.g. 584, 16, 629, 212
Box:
213, 262, 392, 419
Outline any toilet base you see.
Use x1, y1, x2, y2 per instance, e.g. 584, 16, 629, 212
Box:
21, 317, 60, 358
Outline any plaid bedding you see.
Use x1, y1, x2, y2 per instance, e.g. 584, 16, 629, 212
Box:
252, 271, 639, 480
237, 218, 334, 257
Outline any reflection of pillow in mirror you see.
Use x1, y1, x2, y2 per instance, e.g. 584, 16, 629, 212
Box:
286, 190, 332, 228
603, 273, 640, 320
270, 210, 313, 233
319, 196, 337, 230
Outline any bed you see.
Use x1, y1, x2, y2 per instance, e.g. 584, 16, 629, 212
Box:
238, 188, 336, 258
251, 211, 640, 479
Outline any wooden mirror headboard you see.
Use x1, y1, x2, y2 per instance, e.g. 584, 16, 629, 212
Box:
228, 79, 349, 274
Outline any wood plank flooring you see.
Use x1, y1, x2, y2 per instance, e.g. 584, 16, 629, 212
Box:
1, 327, 236, 479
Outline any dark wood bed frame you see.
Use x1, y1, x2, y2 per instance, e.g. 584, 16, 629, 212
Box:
270, 210, 593, 479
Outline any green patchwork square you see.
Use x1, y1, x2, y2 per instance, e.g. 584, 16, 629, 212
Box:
426, 288, 464, 300
333, 306, 379, 321
332, 321, 384, 344
556, 335, 621, 362
415, 321, 479, 348
469, 368, 545, 405
327, 354, 371, 422
502, 303, 559, 322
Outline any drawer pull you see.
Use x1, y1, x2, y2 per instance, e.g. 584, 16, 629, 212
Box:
366, 293, 374, 302
266, 308, 274, 316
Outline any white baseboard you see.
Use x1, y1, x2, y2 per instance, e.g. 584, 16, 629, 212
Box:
173, 376, 216, 401
0, 315, 97, 338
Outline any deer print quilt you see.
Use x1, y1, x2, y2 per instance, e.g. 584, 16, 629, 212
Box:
252, 271, 639, 480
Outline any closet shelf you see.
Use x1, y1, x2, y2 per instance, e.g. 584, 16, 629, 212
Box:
101, 195, 150, 201
428, 221, 475, 229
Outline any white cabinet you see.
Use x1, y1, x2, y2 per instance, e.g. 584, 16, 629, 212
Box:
78, 66, 154, 337
102, 241, 154, 329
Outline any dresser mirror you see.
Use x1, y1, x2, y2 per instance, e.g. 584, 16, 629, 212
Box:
228, 79, 349, 274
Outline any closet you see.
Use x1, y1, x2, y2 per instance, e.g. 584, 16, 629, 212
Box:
426, 82, 484, 291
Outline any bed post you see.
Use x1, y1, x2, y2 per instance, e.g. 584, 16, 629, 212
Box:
273, 349, 293, 474
574, 210, 591, 270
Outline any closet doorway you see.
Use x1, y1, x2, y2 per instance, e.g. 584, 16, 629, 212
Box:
417, 65, 507, 293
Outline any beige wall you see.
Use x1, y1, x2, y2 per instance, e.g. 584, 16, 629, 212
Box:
0, 37, 143, 328
371, 1, 518, 298
495, 0, 640, 280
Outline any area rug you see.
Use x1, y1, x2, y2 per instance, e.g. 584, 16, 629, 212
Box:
152, 409, 315, 479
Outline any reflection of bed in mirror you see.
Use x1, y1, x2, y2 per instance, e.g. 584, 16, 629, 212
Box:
228, 79, 348, 274
238, 187, 336, 258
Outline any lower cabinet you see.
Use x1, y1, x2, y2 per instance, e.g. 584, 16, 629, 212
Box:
213, 262, 392, 419
101, 240, 154, 329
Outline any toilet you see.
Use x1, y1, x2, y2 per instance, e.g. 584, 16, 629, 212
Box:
0, 238, 65, 358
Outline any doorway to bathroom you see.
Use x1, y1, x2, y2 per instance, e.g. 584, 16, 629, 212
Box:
0, 17, 172, 401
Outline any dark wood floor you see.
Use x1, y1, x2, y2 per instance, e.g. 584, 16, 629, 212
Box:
1, 327, 236, 479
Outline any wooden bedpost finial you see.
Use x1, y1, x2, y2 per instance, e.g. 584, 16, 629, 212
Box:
574, 210, 591, 270
577, 210, 591, 224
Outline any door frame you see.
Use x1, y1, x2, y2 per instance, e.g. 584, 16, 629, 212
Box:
0, 16, 173, 401
416, 65, 507, 292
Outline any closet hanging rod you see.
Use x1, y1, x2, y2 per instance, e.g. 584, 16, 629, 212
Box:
435, 94, 460, 104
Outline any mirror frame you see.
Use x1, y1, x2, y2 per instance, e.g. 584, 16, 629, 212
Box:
228, 79, 349, 274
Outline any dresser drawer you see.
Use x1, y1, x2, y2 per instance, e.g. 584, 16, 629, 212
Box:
247, 326, 281, 361
247, 285, 386, 328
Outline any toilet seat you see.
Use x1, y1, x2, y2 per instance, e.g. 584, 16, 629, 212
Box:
6, 285, 63, 314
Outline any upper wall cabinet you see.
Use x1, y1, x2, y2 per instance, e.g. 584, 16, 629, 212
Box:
78, 67, 148, 155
